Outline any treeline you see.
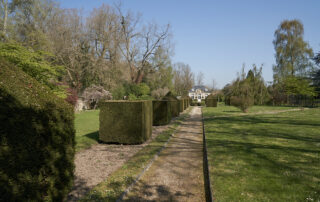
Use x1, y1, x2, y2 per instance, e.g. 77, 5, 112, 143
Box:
222, 19, 320, 112
0, 0, 195, 104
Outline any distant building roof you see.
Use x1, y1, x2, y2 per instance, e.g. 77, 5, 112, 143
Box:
189, 85, 210, 93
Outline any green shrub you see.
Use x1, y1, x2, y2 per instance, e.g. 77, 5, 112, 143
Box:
230, 96, 254, 112
0, 42, 66, 98
99, 101, 152, 144
111, 85, 126, 100
123, 82, 151, 98
0, 58, 75, 201
161, 92, 180, 117
152, 101, 171, 126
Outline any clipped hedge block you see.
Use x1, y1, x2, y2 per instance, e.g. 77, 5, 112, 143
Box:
206, 98, 218, 107
99, 100, 152, 144
162, 92, 179, 117
153, 100, 171, 126
0, 58, 75, 201
179, 99, 184, 112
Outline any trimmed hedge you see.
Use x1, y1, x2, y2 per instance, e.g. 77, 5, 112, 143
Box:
205, 94, 218, 107
0, 58, 75, 201
179, 99, 184, 112
206, 98, 218, 107
152, 100, 171, 126
162, 92, 179, 117
99, 100, 152, 144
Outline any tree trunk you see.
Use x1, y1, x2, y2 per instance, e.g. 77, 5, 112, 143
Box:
135, 70, 144, 84
2, 0, 8, 38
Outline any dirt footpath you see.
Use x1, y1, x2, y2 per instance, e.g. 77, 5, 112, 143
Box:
123, 107, 205, 202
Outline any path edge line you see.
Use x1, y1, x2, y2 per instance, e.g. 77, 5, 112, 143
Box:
201, 107, 214, 202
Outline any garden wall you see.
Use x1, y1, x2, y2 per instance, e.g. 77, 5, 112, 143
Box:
99, 100, 152, 144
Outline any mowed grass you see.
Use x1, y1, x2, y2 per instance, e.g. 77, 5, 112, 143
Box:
75, 110, 100, 152
203, 106, 320, 201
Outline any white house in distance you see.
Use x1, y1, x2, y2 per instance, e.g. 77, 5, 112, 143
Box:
188, 85, 211, 102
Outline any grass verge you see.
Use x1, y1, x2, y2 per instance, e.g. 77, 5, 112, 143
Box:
80, 107, 192, 201
75, 110, 100, 152
203, 106, 320, 201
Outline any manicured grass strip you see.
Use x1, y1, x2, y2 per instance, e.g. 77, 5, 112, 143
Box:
80, 109, 191, 202
206, 105, 296, 117
203, 106, 320, 202
75, 110, 100, 152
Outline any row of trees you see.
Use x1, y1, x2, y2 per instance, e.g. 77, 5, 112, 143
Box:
222, 19, 319, 112
0, 0, 195, 105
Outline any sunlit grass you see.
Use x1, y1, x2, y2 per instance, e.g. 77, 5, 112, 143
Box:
203, 106, 320, 201
74, 110, 100, 152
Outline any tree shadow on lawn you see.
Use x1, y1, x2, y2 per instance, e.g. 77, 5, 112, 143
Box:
205, 114, 320, 127
204, 115, 320, 200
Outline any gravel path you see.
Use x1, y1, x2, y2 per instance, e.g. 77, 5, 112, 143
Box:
123, 107, 205, 201
67, 125, 170, 201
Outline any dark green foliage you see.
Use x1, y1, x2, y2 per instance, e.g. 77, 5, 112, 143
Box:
179, 99, 184, 112
206, 99, 218, 107
111, 85, 126, 100
152, 101, 171, 126
312, 68, 320, 95
0, 58, 75, 201
162, 92, 180, 117
123, 82, 150, 98
183, 99, 187, 110
0, 42, 66, 98
205, 94, 218, 107
99, 101, 152, 144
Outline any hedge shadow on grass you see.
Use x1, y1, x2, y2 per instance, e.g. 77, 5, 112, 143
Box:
84, 131, 99, 141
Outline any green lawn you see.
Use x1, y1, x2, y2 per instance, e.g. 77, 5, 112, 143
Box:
203, 106, 320, 202
75, 110, 100, 152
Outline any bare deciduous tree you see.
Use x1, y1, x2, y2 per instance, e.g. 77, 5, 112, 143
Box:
117, 5, 171, 84
173, 62, 194, 96
196, 71, 204, 86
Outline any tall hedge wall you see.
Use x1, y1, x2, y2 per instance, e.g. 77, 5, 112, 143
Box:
162, 92, 179, 117
179, 99, 184, 112
205, 94, 218, 107
206, 98, 218, 107
0, 59, 75, 201
152, 100, 171, 126
99, 100, 152, 144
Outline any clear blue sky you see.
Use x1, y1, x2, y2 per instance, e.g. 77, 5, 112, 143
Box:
57, 0, 320, 88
